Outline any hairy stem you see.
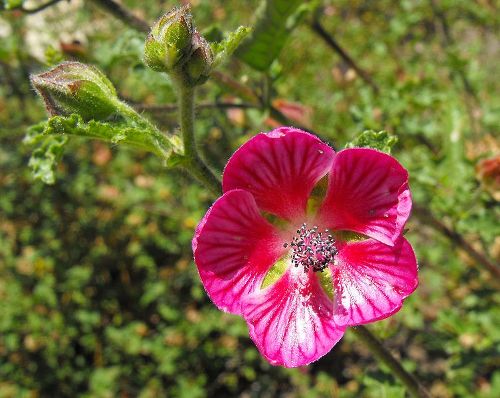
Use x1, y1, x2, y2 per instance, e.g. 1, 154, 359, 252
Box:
352, 326, 432, 398
133, 101, 258, 113
176, 82, 221, 196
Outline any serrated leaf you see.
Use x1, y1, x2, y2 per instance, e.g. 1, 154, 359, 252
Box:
236, 0, 304, 71
211, 26, 252, 67
27, 134, 68, 185
24, 114, 178, 183
39, 114, 174, 159
345, 130, 398, 154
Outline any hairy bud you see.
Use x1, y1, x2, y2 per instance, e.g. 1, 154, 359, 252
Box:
143, 6, 193, 72
31, 62, 118, 121
184, 31, 214, 85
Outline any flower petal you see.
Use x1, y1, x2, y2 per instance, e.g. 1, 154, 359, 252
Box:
318, 148, 411, 246
332, 237, 418, 327
192, 189, 285, 315
223, 127, 335, 221
242, 266, 345, 368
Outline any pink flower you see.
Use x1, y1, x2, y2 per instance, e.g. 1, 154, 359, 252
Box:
192, 127, 418, 368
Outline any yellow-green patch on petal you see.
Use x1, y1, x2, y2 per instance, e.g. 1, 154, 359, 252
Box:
317, 268, 334, 300
333, 230, 368, 243
261, 257, 288, 289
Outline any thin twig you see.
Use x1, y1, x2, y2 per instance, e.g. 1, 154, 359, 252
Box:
413, 203, 500, 278
133, 101, 258, 113
19, 0, 64, 13
429, 0, 481, 135
430, 0, 479, 102
89, 0, 149, 33
211, 71, 261, 105
311, 18, 380, 93
352, 326, 432, 398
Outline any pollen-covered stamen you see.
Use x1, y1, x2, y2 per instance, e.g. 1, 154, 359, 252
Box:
288, 223, 337, 272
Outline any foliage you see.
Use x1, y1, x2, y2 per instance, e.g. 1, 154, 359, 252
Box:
25, 113, 176, 162
345, 130, 398, 154
0, 0, 499, 397
211, 26, 251, 67
236, 0, 305, 70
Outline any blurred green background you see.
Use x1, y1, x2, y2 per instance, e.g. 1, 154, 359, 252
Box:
0, 0, 499, 397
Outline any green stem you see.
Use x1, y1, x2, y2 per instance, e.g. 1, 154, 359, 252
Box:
178, 84, 196, 158
351, 326, 431, 398
176, 79, 221, 196
114, 101, 173, 159
115, 101, 154, 129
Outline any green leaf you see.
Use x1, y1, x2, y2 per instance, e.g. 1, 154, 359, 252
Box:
3, 0, 23, 10
236, 0, 304, 71
362, 375, 406, 398
36, 114, 174, 159
345, 130, 398, 154
24, 114, 179, 183
27, 135, 68, 185
211, 26, 252, 67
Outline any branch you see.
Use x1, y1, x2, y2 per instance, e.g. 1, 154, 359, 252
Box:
429, 0, 481, 135
430, 0, 479, 102
211, 71, 261, 105
89, 0, 149, 33
311, 18, 380, 93
10, 0, 65, 14
352, 326, 432, 398
133, 101, 258, 113
413, 203, 500, 278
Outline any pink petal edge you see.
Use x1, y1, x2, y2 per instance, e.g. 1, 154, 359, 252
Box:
332, 237, 418, 327
318, 148, 411, 246
193, 189, 285, 315
223, 127, 335, 222
242, 265, 345, 368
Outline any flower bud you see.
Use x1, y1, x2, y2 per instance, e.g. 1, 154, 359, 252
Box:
143, 6, 193, 72
31, 62, 118, 121
184, 31, 213, 85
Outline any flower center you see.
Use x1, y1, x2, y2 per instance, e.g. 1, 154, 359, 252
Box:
285, 223, 337, 273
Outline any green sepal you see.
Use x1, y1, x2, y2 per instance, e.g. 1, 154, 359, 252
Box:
143, 6, 194, 73
183, 31, 214, 86
345, 130, 398, 154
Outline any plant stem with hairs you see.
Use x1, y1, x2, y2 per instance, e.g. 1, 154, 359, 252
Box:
173, 77, 221, 196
